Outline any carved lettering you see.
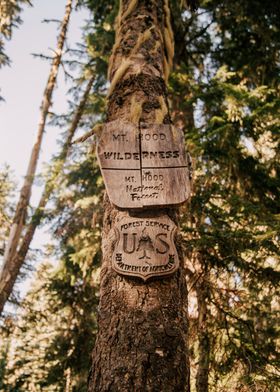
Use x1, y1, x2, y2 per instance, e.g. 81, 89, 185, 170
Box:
139, 133, 166, 141
103, 151, 180, 160
123, 233, 137, 254
155, 233, 170, 254
104, 152, 113, 159
113, 133, 127, 141
142, 172, 164, 182
97, 121, 191, 208
125, 176, 135, 182
113, 216, 179, 280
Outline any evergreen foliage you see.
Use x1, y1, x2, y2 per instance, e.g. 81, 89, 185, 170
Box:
0, 0, 32, 67
1, 261, 98, 391
0, 0, 279, 391
169, 1, 280, 390
0, 166, 14, 256
0, 167, 17, 309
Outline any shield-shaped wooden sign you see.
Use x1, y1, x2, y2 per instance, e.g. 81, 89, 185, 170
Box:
97, 120, 191, 208
112, 215, 179, 281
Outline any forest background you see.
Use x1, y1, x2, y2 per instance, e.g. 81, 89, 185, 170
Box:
0, 0, 279, 391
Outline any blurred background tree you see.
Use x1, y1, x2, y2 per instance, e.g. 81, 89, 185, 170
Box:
0, 0, 32, 68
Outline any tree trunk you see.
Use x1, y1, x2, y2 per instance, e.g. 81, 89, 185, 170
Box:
0, 0, 73, 304
88, 1, 190, 391
195, 272, 210, 392
0, 69, 93, 316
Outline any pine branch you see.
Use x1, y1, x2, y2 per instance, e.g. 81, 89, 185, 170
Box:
42, 18, 61, 24
71, 123, 103, 145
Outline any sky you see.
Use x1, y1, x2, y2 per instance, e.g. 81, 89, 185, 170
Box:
0, 0, 90, 300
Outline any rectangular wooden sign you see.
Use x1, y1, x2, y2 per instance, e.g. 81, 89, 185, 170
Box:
97, 121, 191, 208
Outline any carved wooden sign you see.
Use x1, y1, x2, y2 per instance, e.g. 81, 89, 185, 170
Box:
97, 120, 191, 208
113, 215, 179, 280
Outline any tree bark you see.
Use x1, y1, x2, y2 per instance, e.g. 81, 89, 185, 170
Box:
0, 73, 93, 315
0, 0, 72, 288
195, 272, 210, 392
88, 1, 190, 391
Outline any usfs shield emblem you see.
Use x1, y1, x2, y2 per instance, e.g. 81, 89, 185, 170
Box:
113, 215, 179, 281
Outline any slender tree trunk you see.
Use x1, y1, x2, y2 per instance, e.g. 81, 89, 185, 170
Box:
0, 73, 93, 315
0, 0, 72, 282
88, 1, 190, 391
185, 241, 211, 391
65, 367, 72, 392
195, 272, 210, 392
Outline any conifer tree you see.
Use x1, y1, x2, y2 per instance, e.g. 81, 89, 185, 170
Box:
0, 0, 74, 315
0, 167, 14, 257
168, 1, 280, 390
0, 0, 32, 68
88, 1, 191, 390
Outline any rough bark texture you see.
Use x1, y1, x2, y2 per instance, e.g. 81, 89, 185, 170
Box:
88, 1, 190, 391
195, 273, 210, 392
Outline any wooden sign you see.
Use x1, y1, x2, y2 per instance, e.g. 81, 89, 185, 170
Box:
97, 121, 191, 208
112, 215, 179, 281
